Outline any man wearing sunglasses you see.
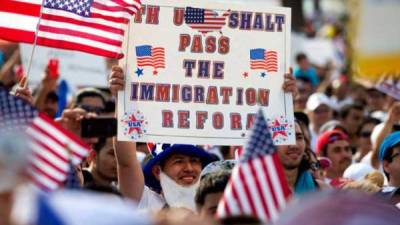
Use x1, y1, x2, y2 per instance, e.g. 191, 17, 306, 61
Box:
74, 87, 107, 114
380, 134, 400, 186
378, 132, 400, 207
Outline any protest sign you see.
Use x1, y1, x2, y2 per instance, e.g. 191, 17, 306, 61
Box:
118, 0, 294, 145
20, 44, 108, 88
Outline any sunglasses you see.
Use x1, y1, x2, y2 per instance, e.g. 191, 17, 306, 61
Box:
310, 161, 321, 171
77, 104, 105, 114
359, 131, 372, 138
390, 152, 400, 161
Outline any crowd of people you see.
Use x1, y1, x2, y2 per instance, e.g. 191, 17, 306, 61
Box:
1, 3, 400, 225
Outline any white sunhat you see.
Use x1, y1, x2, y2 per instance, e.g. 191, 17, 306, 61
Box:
343, 163, 376, 181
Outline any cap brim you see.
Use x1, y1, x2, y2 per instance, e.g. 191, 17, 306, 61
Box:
142, 145, 213, 192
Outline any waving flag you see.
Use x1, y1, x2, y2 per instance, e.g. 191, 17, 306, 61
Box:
184, 7, 230, 34
0, 0, 141, 59
136, 45, 165, 69
217, 110, 291, 222
250, 49, 278, 72
0, 88, 89, 191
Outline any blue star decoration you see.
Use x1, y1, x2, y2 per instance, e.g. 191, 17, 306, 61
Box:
260, 72, 267, 77
135, 68, 144, 77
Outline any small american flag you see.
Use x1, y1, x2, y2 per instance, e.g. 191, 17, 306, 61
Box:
184, 7, 230, 34
217, 110, 291, 222
136, 45, 165, 69
250, 49, 278, 72
0, 0, 141, 59
0, 88, 89, 191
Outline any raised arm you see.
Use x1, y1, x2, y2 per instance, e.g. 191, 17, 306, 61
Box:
371, 102, 400, 168
109, 66, 145, 201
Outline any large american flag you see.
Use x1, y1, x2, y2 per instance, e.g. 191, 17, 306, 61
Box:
250, 49, 278, 72
217, 110, 292, 222
184, 7, 230, 34
136, 45, 165, 69
0, 88, 89, 191
0, 0, 141, 59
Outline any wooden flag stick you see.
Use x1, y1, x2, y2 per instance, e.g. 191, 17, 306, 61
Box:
25, 0, 46, 88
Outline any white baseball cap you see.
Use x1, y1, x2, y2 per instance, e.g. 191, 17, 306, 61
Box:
306, 92, 333, 111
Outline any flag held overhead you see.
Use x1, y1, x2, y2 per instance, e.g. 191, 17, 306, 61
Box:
0, 0, 141, 59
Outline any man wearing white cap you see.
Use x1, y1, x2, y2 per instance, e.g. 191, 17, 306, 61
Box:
306, 92, 334, 151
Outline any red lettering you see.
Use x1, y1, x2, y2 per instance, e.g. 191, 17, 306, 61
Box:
213, 112, 224, 129
196, 111, 208, 129
178, 111, 190, 128
191, 35, 203, 53
179, 34, 191, 52
230, 113, 242, 130
206, 87, 219, 104
162, 111, 173, 128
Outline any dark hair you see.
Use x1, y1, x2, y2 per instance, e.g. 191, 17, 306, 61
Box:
84, 183, 122, 196
104, 100, 116, 113
339, 103, 364, 120
294, 120, 313, 172
93, 137, 107, 154
382, 144, 400, 180
296, 75, 313, 84
296, 53, 307, 63
45, 91, 59, 102
219, 215, 263, 225
74, 88, 106, 108
357, 117, 381, 136
195, 171, 231, 208
295, 112, 310, 127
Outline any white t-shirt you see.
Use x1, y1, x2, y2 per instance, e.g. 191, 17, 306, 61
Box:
137, 186, 166, 211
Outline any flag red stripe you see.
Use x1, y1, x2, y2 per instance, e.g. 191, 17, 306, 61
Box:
249, 159, 271, 218
37, 37, 123, 59
91, 12, 129, 24
38, 113, 88, 149
0, 0, 40, 17
32, 152, 67, 175
30, 122, 68, 152
31, 138, 68, 164
111, 0, 140, 13
38, 25, 122, 47
272, 153, 292, 199
30, 163, 62, 184
29, 174, 51, 192
41, 13, 124, 35
231, 180, 244, 213
239, 166, 259, 217
30, 123, 83, 161
261, 156, 280, 210
0, 27, 35, 43
223, 198, 231, 215
92, 2, 135, 15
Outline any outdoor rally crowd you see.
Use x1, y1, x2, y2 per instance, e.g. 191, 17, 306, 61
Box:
1, 6, 400, 225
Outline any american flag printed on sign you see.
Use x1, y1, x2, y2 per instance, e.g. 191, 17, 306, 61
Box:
250, 49, 278, 72
0, 0, 141, 59
0, 88, 89, 191
184, 7, 230, 34
136, 45, 165, 69
217, 110, 292, 223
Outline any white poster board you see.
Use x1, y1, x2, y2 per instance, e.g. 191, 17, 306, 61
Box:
118, 0, 294, 145
20, 44, 108, 88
